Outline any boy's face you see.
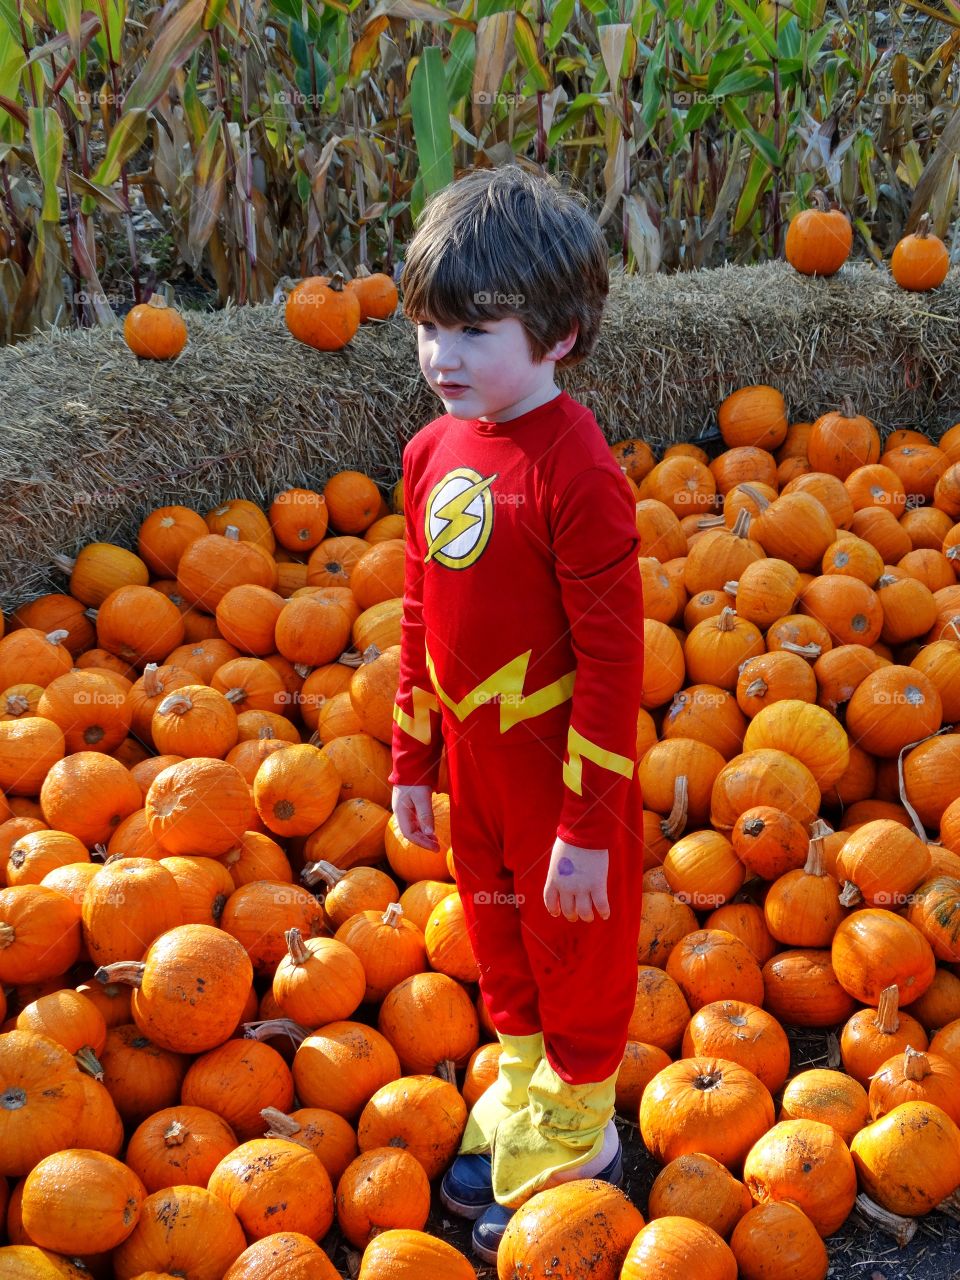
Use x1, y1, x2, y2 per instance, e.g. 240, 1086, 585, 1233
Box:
417, 315, 576, 422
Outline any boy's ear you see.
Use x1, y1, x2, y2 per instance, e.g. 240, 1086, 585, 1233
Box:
548, 324, 578, 362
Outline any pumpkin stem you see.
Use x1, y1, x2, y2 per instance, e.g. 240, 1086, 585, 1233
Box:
903, 1044, 929, 1081
692, 1069, 723, 1091
854, 1193, 917, 1246
354, 264, 372, 279
302, 859, 346, 890
741, 815, 766, 838
261, 1106, 300, 1135
936, 1187, 960, 1222
436, 1059, 457, 1084
147, 293, 171, 310
46, 629, 70, 646
803, 836, 826, 877
717, 606, 737, 632
723, 580, 739, 596
142, 663, 161, 698
164, 1120, 188, 1146
51, 553, 77, 575
258, 725, 273, 739
242, 1017, 311, 1048
0, 922, 15, 949
362, 643, 382, 664
94, 961, 145, 988
838, 879, 863, 907
660, 774, 689, 840
731, 507, 752, 538
337, 649, 364, 668
779, 640, 821, 658
916, 213, 932, 239
225, 525, 240, 542
744, 677, 768, 699
737, 483, 770, 512
156, 692, 192, 717
810, 187, 830, 213
874, 984, 901, 1035
695, 515, 725, 529
5, 693, 29, 716
293, 663, 313, 679
285, 927, 311, 965
329, 270, 348, 293
841, 394, 856, 419
876, 573, 898, 589
381, 902, 404, 928
75, 1046, 105, 1081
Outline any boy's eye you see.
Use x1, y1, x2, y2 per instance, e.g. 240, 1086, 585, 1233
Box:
420, 322, 486, 335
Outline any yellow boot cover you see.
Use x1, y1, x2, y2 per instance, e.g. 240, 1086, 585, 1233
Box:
490, 1056, 618, 1207
459, 1030, 544, 1156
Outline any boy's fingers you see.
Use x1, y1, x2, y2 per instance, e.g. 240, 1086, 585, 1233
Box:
592, 890, 611, 920
543, 881, 560, 916
575, 892, 594, 923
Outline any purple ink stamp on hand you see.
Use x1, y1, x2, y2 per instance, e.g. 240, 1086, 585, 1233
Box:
557, 855, 575, 876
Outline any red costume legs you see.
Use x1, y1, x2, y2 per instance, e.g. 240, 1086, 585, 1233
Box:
447, 730, 643, 1084
445, 729, 644, 1203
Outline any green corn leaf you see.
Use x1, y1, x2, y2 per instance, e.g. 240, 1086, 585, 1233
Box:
641, 32, 665, 134
546, 91, 600, 146
514, 13, 550, 91
746, 125, 780, 168
67, 168, 130, 213
29, 105, 64, 222
547, 0, 575, 50
720, 97, 750, 133
778, 15, 800, 58
201, 0, 231, 30
706, 46, 745, 93
732, 150, 771, 233
87, 106, 147, 202
684, 98, 715, 130
857, 132, 877, 211
722, 0, 778, 60
711, 66, 773, 97
793, 0, 825, 29
445, 26, 475, 104
183, 55, 209, 144
410, 44, 454, 198
687, 0, 716, 32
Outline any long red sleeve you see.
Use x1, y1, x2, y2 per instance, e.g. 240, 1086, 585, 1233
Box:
389, 446, 443, 789
389, 391, 645, 851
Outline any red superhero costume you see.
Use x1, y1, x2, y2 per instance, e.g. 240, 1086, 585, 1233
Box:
390, 389, 645, 1087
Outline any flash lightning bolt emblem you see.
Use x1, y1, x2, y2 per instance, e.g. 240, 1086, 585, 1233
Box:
424, 468, 498, 570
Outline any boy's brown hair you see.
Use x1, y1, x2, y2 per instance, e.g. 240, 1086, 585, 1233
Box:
400, 165, 609, 368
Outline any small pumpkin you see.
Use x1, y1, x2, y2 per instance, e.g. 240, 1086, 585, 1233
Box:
336, 1147, 430, 1248
285, 272, 361, 350
891, 213, 950, 291
208, 1137, 334, 1241
126, 1104, 238, 1193
21, 1148, 146, 1254
785, 188, 852, 276
124, 293, 187, 359
225, 1233, 340, 1280
112, 1184, 247, 1279
357, 1074, 466, 1179
730, 1201, 828, 1280
348, 265, 399, 321
621, 1216, 737, 1280
272, 928, 366, 1027
850, 1100, 960, 1216
742, 1117, 856, 1237
500, 1180, 645, 1278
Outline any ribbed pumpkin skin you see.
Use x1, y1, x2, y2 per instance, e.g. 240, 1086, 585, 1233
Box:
743, 1118, 857, 1237
647, 1153, 752, 1239
621, 1216, 737, 1280
126, 1104, 239, 1192
0, 1030, 87, 1177
336, 1147, 431, 1248
129, 923, 254, 1054
359, 1229, 475, 1279
21, 1148, 146, 1254
498, 1180, 646, 1280
850, 1101, 960, 1216
112, 1185, 247, 1280
730, 1202, 829, 1280
224, 1232, 341, 1280
357, 1075, 467, 1179
207, 1138, 334, 1241
639, 1057, 775, 1169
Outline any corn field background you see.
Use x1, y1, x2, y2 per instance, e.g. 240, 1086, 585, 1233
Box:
0, 0, 959, 343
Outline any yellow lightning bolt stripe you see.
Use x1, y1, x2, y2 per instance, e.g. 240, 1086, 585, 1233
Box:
562, 726, 634, 797
393, 684, 440, 744
425, 473, 497, 562
424, 644, 575, 733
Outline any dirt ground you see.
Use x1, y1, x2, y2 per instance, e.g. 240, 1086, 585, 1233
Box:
320, 1024, 960, 1279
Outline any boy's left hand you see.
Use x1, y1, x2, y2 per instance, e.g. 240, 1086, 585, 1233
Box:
543, 839, 610, 923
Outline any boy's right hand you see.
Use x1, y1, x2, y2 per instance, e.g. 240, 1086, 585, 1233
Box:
391, 784, 441, 851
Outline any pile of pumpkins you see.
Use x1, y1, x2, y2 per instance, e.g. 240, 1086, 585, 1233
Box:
2, 382, 960, 1279
123, 265, 398, 360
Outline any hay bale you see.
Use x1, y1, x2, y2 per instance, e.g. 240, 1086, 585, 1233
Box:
2, 260, 958, 613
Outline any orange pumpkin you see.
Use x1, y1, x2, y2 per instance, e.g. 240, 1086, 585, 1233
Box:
285, 273, 361, 351
891, 213, 950, 291
785, 189, 852, 276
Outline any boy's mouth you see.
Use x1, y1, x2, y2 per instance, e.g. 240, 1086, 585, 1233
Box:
438, 382, 469, 390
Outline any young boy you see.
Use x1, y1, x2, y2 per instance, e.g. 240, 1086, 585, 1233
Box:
389, 164, 645, 1263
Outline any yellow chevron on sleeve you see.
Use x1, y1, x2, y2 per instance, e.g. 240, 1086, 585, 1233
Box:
393, 684, 439, 744
562, 726, 634, 797
424, 644, 574, 733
